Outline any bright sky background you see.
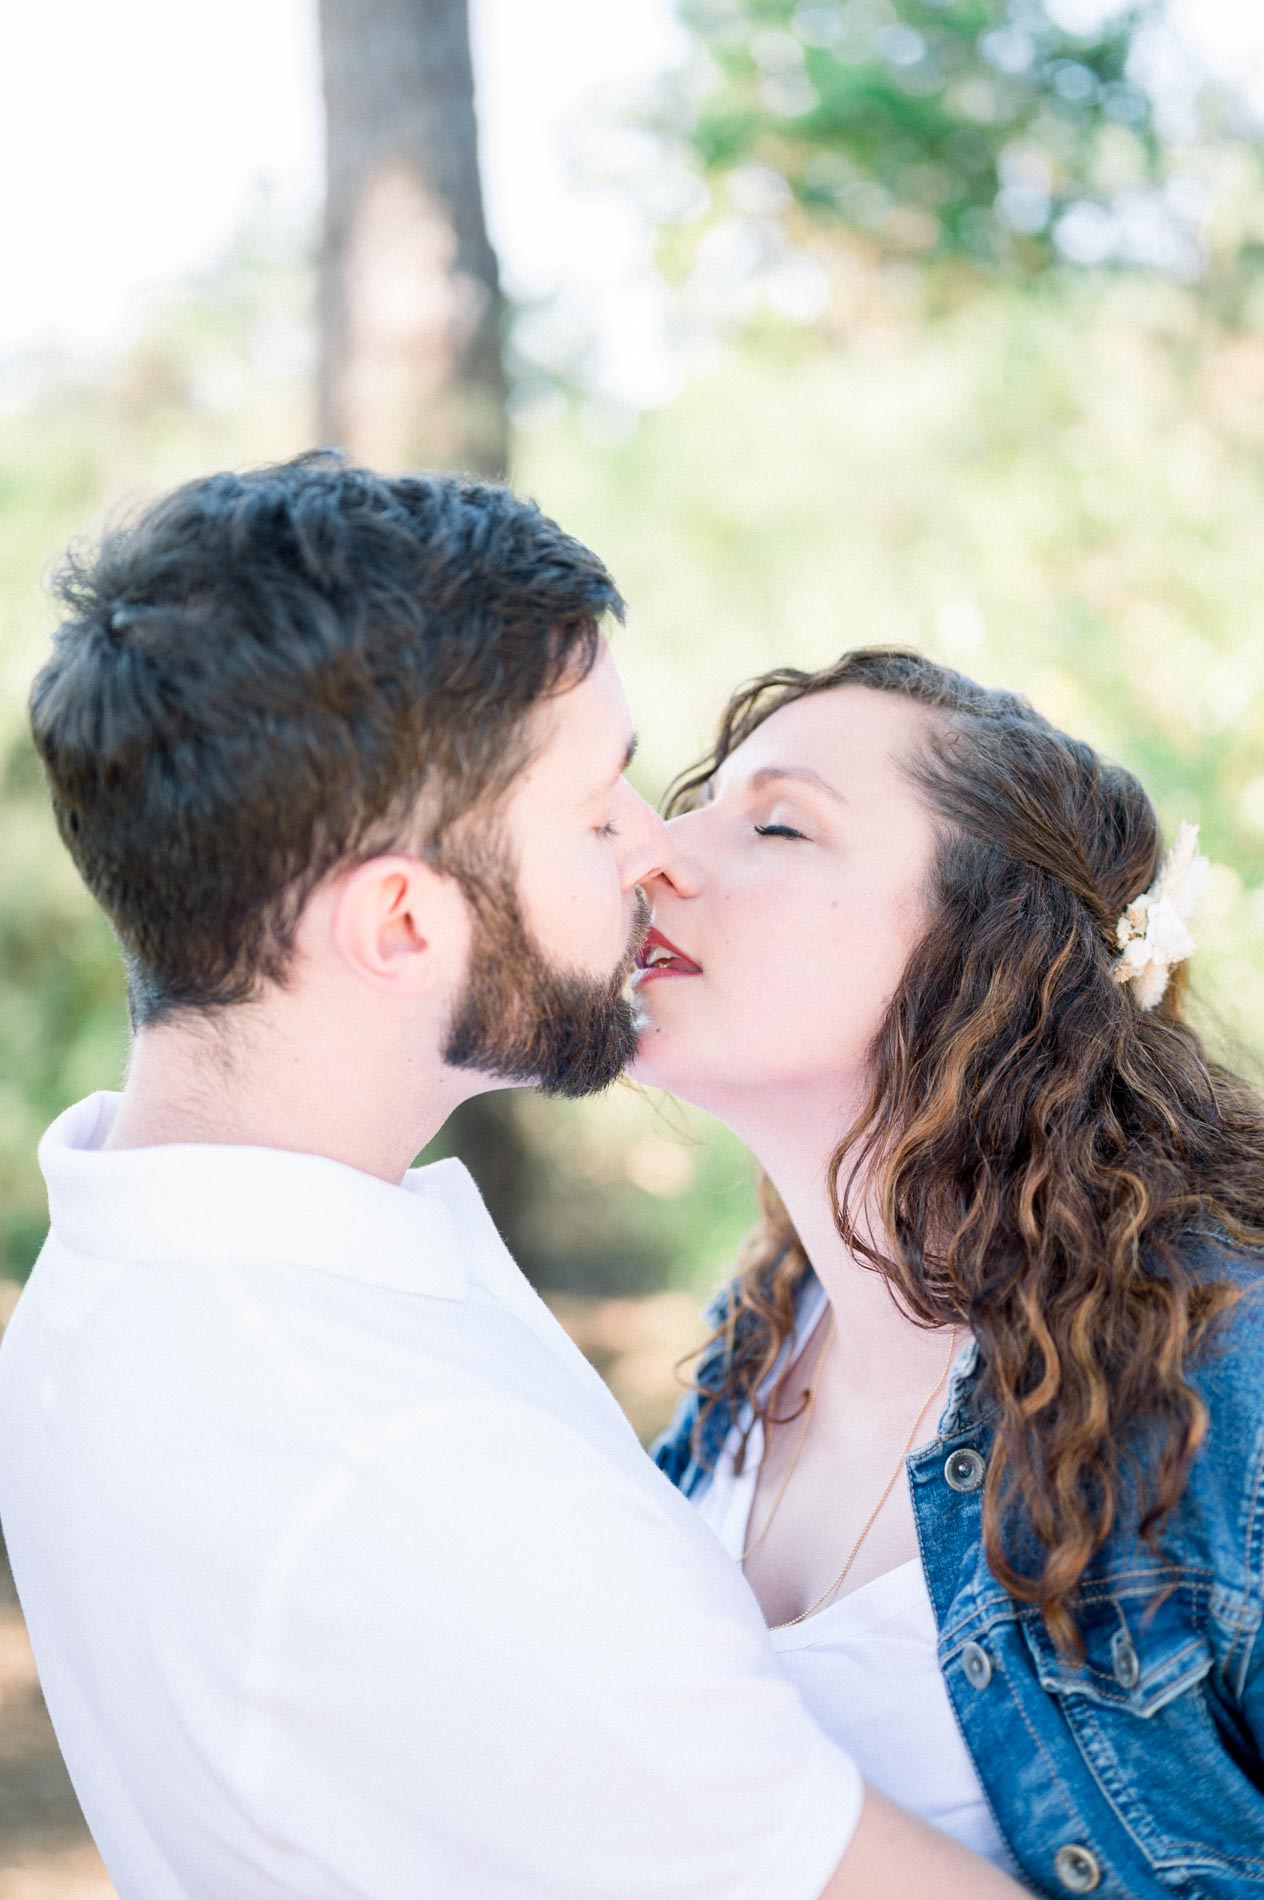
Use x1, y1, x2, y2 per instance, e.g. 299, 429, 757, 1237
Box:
0, 0, 1260, 368
0, 0, 683, 363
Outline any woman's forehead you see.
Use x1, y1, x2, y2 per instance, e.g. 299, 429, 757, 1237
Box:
729, 683, 932, 791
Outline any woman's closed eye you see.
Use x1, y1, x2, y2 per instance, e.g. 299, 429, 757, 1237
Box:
754, 823, 807, 841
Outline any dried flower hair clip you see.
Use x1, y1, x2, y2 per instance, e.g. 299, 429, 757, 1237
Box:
1112, 820, 1211, 1011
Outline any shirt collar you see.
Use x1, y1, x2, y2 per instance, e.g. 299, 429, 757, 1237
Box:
39, 1092, 472, 1302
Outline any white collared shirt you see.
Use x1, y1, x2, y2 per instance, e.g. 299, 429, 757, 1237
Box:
0, 1093, 862, 1900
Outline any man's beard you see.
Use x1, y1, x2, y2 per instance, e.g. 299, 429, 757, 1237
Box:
441, 850, 650, 1100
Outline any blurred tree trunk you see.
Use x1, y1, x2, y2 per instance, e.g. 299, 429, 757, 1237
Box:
318, 0, 508, 477
317, 0, 532, 1262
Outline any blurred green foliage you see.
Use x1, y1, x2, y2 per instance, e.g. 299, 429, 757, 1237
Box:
2, 159, 1262, 1298
668, 0, 1170, 275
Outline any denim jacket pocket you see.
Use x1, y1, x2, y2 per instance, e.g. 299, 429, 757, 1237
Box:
1019, 1586, 1264, 1889
1021, 1584, 1215, 1719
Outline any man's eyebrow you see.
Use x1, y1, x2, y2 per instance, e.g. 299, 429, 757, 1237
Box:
595, 732, 639, 796
738, 764, 848, 807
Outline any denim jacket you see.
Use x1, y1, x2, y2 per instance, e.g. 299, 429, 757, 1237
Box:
653, 1228, 1264, 1899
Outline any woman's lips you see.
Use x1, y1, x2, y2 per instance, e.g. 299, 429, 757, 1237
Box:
632, 926, 702, 985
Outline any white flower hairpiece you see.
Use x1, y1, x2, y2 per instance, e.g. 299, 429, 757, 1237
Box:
1111, 820, 1211, 1011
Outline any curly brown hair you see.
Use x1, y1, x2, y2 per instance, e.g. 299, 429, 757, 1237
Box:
670, 648, 1264, 1657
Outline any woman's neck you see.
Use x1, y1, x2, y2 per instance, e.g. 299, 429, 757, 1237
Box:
748, 1096, 961, 1405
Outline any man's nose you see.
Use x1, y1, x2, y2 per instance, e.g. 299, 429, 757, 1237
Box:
616, 783, 678, 891
632, 803, 705, 901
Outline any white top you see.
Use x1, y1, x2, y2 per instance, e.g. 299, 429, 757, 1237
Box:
0, 1092, 864, 1900
693, 1283, 1016, 1875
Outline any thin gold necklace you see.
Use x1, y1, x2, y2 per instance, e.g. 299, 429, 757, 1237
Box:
740, 1312, 960, 1631
739, 1308, 837, 1566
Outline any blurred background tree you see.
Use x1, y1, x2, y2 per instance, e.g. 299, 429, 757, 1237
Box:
318, 0, 506, 469
319, 0, 541, 1263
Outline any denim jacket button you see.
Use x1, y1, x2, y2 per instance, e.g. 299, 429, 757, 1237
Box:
1111, 1631, 1140, 1690
944, 1447, 986, 1492
1054, 1843, 1102, 1892
961, 1641, 992, 1689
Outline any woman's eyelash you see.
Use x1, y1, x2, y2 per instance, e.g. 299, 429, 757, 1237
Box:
754, 824, 805, 841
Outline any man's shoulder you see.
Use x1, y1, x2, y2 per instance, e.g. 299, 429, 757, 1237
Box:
0, 1237, 634, 1498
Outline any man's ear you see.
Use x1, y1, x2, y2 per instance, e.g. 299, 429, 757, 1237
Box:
320, 854, 472, 996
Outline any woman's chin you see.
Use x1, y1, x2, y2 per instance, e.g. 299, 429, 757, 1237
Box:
628, 1019, 688, 1095
628, 1025, 715, 1108
626, 1041, 670, 1091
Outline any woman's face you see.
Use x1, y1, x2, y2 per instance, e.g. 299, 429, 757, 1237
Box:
630, 685, 942, 1125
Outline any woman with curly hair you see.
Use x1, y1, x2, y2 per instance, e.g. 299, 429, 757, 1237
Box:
639, 649, 1264, 1900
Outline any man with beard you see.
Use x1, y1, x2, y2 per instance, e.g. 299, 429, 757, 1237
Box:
0, 458, 1023, 1900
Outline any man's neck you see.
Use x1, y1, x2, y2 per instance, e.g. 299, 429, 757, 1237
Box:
105, 1000, 470, 1186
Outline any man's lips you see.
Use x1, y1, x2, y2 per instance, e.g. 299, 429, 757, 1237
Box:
633, 926, 702, 982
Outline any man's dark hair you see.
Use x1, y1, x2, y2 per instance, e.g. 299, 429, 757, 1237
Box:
30, 452, 624, 1026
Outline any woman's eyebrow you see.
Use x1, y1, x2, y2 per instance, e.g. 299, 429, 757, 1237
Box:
744, 765, 848, 808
